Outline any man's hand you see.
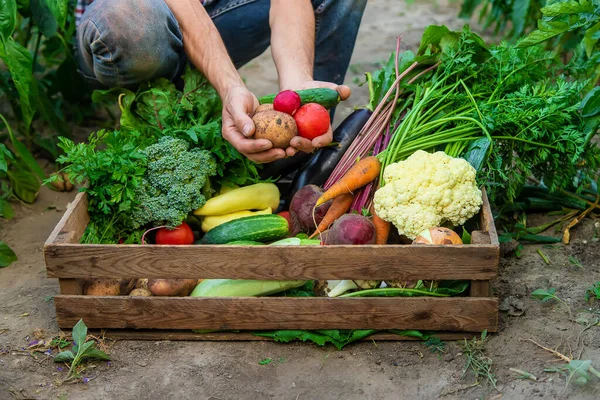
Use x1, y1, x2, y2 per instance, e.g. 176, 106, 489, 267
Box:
221, 85, 287, 163
283, 81, 352, 154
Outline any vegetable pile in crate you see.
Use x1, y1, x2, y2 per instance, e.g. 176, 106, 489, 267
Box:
43, 16, 600, 340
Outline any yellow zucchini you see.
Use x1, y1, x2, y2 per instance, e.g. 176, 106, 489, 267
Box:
194, 183, 280, 216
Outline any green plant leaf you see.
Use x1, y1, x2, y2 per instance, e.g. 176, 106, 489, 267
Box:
540, 0, 594, 16
8, 169, 39, 203
462, 227, 472, 244
0, 198, 15, 219
581, 87, 600, 117
531, 288, 556, 302
77, 340, 95, 356
91, 88, 139, 130
0, 143, 9, 173
258, 358, 273, 365
80, 346, 110, 361
417, 25, 451, 56
72, 319, 87, 348
53, 350, 74, 363
0, 0, 17, 38
32, 79, 70, 138
0, 241, 17, 267
47, 0, 68, 30
517, 22, 572, 47
583, 21, 600, 58
1, 39, 34, 129
511, 0, 531, 39
31, 0, 58, 38
0, 114, 46, 180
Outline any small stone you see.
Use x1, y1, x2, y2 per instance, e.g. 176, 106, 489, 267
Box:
375, 360, 382, 365
393, 361, 399, 366
137, 361, 147, 367
443, 354, 454, 362
227, 375, 232, 379
291, 382, 296, 388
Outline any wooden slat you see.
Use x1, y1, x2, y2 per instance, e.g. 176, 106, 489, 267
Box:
45, 192, 89, 245
469, 230, 492, 297
54, 296, 498, 332
59, 279, 83, 295
45, 244, 498, 280
80, 330, 476, 342
480, 187, 499, 245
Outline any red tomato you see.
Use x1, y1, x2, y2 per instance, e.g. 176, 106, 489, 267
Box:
273, 90, 301, 115
277, 211, 292, 230
155, 222, 195, 245
294, 103, 330, 140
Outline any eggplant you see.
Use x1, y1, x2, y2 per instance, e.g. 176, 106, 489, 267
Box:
284, 108, 372, 205
258, 152, 312, 181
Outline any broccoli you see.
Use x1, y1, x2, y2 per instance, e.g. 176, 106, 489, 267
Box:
131, 136, 216, 228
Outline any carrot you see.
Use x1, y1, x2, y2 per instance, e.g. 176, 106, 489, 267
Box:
371, 204, 391, 245
315, 156, 381, 206
309, 193, 354, 239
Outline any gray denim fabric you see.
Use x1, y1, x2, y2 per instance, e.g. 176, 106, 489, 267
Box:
75, 0, 367, 89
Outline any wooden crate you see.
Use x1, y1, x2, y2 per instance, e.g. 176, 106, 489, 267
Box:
43, 189, 500, 341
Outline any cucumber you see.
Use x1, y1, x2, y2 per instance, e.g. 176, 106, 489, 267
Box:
258, 88, 341, 109
226, 240, 264, 246
201, 214, 289, 245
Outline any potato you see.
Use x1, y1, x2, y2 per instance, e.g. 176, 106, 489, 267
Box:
135, 278, 149, 290
252, 110, 297, 149
50, 172, 74, 192
129, 288, 153, 297
83, 278, 136, 296
147, 279, 198, 296
254, 103, 274, 114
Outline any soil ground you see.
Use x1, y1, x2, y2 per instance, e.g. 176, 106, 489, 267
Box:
2, 1, 600, 399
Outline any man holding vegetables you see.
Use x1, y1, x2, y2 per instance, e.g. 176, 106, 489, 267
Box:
75, 0, 367, 163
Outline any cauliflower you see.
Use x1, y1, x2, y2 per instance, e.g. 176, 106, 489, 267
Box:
373, 150, 482, 239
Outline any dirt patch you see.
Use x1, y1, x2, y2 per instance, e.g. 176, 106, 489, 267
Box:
1, 1, 600, 399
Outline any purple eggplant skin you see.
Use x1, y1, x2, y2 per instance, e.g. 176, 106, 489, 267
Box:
258, 152, 312, 181
285, 108, 373, 204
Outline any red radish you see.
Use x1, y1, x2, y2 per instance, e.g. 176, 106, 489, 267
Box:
273, 90, 301, 115
294, 103, 330, 140
277, 211, 293, 230
155, 222, 195, 245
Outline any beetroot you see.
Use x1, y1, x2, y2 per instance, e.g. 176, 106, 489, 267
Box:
273, 90, 301, 116
323, 214, 376, 245
289, 185, 332, 235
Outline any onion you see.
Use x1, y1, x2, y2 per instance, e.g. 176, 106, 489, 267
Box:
412, 227, 463, 245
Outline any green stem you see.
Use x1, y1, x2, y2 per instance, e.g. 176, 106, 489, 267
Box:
339, 288, 451, 297
491, 136, 557, 149
32, 31, 42, 73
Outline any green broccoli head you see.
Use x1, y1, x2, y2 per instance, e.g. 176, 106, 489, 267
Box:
131, 136, 216, 228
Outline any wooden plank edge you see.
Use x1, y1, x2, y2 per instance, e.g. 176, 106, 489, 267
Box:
480, 187, 500, 246
75, 330, 481, 342
54, 295, 499, 332
44, 192, 87, 245
44, 243, 500, 280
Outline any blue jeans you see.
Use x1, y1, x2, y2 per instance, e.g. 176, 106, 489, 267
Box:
76, 0, 367, 91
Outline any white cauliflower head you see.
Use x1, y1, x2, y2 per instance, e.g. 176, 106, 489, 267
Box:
373, 150, 483, 239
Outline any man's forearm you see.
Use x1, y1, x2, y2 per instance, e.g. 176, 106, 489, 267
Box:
269, 0, 315, 89
163, 0, 244, 97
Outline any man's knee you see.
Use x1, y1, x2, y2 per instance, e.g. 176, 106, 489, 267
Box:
76, 0, 184, 88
